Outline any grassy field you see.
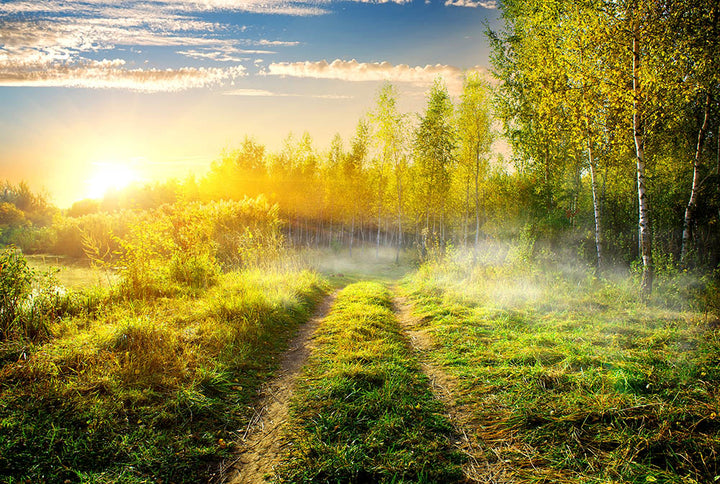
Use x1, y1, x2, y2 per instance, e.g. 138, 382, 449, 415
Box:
3, 246, 718, 483
0, 268, 326, 483
402, 260, 719, 483
25, 254, 118, 290
274, 281, 465, 483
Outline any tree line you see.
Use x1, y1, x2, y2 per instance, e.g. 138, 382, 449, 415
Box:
62, 74, 497, 264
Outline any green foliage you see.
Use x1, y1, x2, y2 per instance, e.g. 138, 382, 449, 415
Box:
0, 249, 34, 340
0, 269, 326, 483
116, 198, 284, 297
0, 249, 102, 342
505, 223, 536, 267
404, 257, 720, 483
275, 282, 464, 483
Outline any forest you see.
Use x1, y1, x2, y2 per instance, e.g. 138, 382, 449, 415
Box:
1, 0, 719, 482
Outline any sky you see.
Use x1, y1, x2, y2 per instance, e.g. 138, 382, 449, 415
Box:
0, 0, 501, 207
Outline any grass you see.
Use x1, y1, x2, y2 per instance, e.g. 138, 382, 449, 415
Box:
403, 260, 720, 483
25, 254, 118, 290
0, 269, 327, 483
274, 281, 465, 483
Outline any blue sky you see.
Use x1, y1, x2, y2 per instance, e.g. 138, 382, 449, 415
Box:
0, 0, 500, 206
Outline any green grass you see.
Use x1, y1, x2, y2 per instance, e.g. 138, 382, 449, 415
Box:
0, 269, 327, 483
274, 281, 464, 483
403, 261, 720, 484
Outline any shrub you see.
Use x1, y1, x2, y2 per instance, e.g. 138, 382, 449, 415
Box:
0, 248, 33, 340
0, 249, 67, 341
116, 198, 284, 297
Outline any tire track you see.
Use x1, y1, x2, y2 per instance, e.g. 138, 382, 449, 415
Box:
393, 292, 500, 483
219, 292, 336, 484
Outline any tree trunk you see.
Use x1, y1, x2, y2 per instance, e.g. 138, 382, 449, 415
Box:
633, 31, 653, 295
680, 92, 711, 265
395, 166, 403, 264
588, 140, 603, 273
349, 216, 354, 258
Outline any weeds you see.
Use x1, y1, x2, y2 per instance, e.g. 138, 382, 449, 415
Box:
0, 248, 98, 342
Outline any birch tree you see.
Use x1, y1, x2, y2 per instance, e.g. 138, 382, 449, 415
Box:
371, 83, 407, 262
457, 72, 494, 257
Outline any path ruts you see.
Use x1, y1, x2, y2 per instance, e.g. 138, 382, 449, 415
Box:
219, 292, 336, 484
393, 292, 494, 483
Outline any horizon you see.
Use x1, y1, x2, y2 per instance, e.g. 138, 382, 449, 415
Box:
0, 0, 501, 208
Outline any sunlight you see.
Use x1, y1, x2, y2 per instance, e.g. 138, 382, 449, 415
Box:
85, 161, 138, 199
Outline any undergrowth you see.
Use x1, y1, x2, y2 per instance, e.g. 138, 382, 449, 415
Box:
274, 281, 464, 483
403, 259, 720, 483
0, 269, 326, 483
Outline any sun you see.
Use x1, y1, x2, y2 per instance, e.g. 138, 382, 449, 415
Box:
85, 161, 139, 200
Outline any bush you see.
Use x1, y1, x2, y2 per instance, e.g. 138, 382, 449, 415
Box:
117, 198, 284, 297
0, 248, 33, 340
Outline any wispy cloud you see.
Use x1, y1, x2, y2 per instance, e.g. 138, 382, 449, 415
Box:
263, 59, 488, 94
2, 0, 329, 17
256, 40, 302, 47
224, 88, 280, 96
0, 59, 246, 92
177, 46, 278, 62
0, 0, 310, 91
224, 88, 352, 99
348, 0, 413, 4
444, 0, 497, 8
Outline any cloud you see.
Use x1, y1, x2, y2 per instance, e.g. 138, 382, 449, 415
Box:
223, 88, 352, 99
264, 59, 489, 94
2, 0, 329, 17
444, 0, 497, 8
224, 88, 279, 96
0, 59, 246, 92
256, 39, 301, 47
178, 49, 248, 62
347, 0, 413, 4
177, 45, 277, 62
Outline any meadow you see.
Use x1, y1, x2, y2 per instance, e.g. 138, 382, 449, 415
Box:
1, 235, 719, 483
0, 198, 328, 482
401, 252, 720, 483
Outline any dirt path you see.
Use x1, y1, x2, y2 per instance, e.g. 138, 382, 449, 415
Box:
393, 293, 495, 483
219, 293, 336, 484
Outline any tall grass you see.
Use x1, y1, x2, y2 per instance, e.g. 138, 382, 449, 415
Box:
0, 248, 103, 343
0, 264, 326, 482
116, 198, 287, 298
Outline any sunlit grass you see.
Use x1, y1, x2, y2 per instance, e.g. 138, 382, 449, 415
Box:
274, 281, 464, 483
403, 259, 719, 483
0, 269, 327, 483
25, 254, 118, 290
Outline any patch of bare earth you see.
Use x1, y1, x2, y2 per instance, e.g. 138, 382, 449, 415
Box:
394, 294, 515, 484
218, 293, 336, 484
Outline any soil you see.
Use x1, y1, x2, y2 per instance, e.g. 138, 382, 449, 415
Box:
219, 293, 336, 484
